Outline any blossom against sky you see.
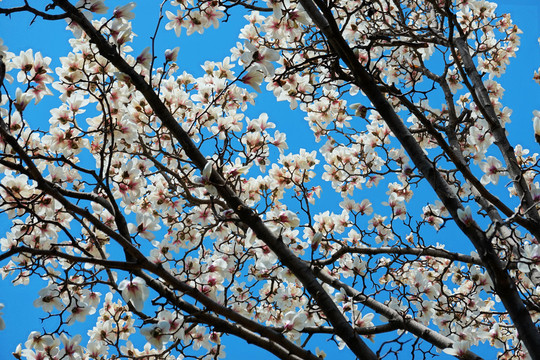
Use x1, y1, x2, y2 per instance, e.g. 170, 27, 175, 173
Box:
0, 0, 539, 359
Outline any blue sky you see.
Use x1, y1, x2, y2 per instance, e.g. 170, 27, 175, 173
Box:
0, 0, 539, 359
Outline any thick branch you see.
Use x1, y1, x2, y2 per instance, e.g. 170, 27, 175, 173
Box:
453, 36, 540, 226
0, 4, 68, 20
297, 0, 540, 356
0, 118, 149, 265
0, 246, 134, 269
0, 244, 319, 358
312, 246, 484, 267
277, 323, 400, 335
396, 94, 536, 234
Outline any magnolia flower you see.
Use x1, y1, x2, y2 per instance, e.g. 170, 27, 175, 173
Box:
1, 172, 35, 204
240, 68, 264, 92
33, 285, 65, 312
66, 301, 94, 325
164, 47, 180, 62
208, 344, 227, 359
58, 334, 83, 360
118, 277, 149, 311
194, 162, 217, 193
65, 94, 88, 116
354, 312, 375, 329
202, 162, 213, 180
358, 199, 374, 215
203, 6, 225, 29
421, 204, 444, 230
533, 110, 540, 144
129, 213, 161, 241
443, 340, 471, 357
75, 0, 108, 14
21, 349, 48, 360
457, 206, 474, 227
479, 156, 505, 185
12, 345, 22, 359
0, 233, 17, 252
135, 47, 152, 68
282, 311, 307, 332
446, 69, 463, 93
517, 244, 540, 275
311, 232, 323, 250
165, 10, 183, 37
141, 321, 171, 349
25, 332, 55, 350
83, 290, 101, 308
277, 210, 300, 228
113, 2, 136, 21
240, 42, 279, 76
86, 341, 108, 359
185, 12, 207, 35
158, 309, 184, 336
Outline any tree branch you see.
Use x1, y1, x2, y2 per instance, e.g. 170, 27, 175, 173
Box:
296, 0, 540, 355
315, 268, 485, 360
134, 270, 320, 360
49, 2, 379, 358
311, 245, 484, 267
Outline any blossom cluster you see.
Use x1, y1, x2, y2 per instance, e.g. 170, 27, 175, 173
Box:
0, 0, 539, 359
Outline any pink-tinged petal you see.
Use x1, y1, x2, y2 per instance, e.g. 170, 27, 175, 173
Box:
457, 206, 473, 227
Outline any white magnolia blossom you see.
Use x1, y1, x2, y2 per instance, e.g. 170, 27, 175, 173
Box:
140, 321, 171, 350
118, 277, 150, 311
33, 285, 65, 312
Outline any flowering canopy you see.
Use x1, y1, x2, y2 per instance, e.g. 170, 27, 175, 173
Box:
0, 0, 539, 359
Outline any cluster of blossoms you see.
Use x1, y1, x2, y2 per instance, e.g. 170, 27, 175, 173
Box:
0, 0, 539, 359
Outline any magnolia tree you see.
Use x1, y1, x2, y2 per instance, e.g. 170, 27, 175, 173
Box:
0, 0, 539, 359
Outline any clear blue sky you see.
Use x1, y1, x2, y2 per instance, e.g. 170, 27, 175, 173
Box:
0, 0, 539, 359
